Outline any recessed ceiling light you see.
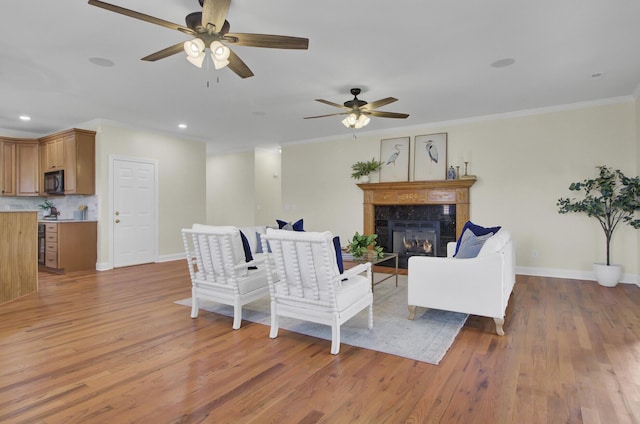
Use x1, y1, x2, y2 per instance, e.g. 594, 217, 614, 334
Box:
490, 58, 516, 68
19, 115, 31, 121
591, 72, 604, 78
178, 123, 187, 129
89, 57, 115, 67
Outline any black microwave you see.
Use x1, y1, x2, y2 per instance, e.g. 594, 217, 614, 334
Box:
44, 170, 64, 194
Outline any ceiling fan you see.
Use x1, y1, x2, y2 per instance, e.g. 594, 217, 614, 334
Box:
304, 88, 410, 129
87, 0, 309, 78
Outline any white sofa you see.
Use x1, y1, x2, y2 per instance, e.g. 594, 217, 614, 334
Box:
407, 228, 515, 335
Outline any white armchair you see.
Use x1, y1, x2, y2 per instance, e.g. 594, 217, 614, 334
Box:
181, 224, 273, 329
261, 228, 373, 354
407, 228, 515, 335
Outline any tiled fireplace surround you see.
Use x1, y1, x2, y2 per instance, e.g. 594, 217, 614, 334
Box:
358, 179, 477, 268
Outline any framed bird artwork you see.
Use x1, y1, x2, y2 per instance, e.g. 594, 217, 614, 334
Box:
380, 137, 410, 182
413, 133, 447, 181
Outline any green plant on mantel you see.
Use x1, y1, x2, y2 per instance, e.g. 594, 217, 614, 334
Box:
348, 232, 384, 259
351, 158, 383, 179
557, 165, 640, 265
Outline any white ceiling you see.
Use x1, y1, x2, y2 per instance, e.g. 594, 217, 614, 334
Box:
2, 1, 639, 154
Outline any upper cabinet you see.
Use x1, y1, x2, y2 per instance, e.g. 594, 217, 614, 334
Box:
0, 140, 16, 196
1, 138, 39, 197
16, 142, 40, 196
39, 129, 96, 195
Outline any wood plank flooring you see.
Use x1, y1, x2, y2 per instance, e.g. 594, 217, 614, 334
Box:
1, 261, 639, 423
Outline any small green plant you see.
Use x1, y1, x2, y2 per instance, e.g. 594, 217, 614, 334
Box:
348, 232, 384, 259
557, 165, 640, 265
39, 199, 55, 212
351, 158, 383, 179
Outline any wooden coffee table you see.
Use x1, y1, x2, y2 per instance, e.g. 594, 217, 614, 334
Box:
343, 252, 399, 292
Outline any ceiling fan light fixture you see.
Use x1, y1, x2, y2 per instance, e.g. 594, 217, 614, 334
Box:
355, 115, 371, 129
184, 39, 205, 68
184, 38, 205, 58
210, 41, 230, 70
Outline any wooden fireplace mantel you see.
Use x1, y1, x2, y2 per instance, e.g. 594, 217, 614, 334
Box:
357, 179, 477, 240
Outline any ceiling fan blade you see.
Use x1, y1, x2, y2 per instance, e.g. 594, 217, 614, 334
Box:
88, 0, 195, 35
314, 99, 350, 110
141, 42, 185, 62
225, 33, 309, 49
362, 97, 398, 111
202, 0, 231, 33
367, 111, 410, 119
304, 112, 350, 119
227, 48, 254, 78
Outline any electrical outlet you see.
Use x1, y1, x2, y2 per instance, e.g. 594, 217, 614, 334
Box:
531, 249, 539, 258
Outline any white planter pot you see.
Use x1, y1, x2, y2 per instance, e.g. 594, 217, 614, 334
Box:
593, 263, 622, 287
359, 175, 370, 183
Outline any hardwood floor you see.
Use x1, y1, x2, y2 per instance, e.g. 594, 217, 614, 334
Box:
1, 261, 639, 423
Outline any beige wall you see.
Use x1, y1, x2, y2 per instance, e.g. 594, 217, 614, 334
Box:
94, 123, 206, 267
275, 99, 639, 281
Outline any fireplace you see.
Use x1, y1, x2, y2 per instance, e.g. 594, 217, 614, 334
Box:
358, 179, 476, 269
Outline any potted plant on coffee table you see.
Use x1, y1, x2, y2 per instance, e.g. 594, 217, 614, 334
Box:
348, 232, 384, 259
351, 158, 382, 183
557, 165, 640, 286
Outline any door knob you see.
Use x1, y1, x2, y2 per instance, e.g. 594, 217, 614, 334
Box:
115, 219, 120, 223
115, 211, 120, 216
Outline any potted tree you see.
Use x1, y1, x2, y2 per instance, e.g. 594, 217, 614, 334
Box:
351, 158, 382, 183
557, 165, 640, 286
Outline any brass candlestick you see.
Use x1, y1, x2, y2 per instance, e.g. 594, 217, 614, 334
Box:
460, 161, 477, 180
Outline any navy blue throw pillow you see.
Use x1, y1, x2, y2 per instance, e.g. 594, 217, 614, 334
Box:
276, 219, 304, 231
333, 236, 344, 274
454, 221, 501, 257
239, 230, 257, 269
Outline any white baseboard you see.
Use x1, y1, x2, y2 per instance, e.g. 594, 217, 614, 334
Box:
158, 253, 185, 263
516, 266, 640, 286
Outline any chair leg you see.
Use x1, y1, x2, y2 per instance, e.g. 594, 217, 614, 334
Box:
494, 318, 505, 336
407, 305, 417, 320
190, 288, 199, 318
330, 323, 340, 355
232, 301, 242, 330
368, 303, 373, 329
269, 301, 279, 339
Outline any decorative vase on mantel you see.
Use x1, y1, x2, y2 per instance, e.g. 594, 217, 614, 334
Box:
359, 175, 370, 183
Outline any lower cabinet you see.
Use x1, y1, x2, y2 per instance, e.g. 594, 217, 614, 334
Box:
43, 221, 97, 273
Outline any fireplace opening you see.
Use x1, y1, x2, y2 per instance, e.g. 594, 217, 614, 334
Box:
375, 205, 456, 269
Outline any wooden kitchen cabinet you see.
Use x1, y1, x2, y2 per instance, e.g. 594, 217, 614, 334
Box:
39, 128, 95, 195
16, 141, 40, 196
43, 221, 97, 273
0, 140, 16, 196
1, 138, 39, 197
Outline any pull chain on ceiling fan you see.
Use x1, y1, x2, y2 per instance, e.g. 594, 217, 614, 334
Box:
87, 0, 309, 78
304, 88, 410, 129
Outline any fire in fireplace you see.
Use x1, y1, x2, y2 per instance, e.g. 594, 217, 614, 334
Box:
374, 204, 456, 269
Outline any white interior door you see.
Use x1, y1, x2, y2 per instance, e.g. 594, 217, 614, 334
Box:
112, 157, 158, 268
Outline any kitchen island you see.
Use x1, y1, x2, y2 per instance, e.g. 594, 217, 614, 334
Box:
1, 211, 38, 304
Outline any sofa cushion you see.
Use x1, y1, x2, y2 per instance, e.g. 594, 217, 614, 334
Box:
455, 228, 495, 258
454, 221, 501, 256
277, 219, 304, 231
477, 228, 511, 257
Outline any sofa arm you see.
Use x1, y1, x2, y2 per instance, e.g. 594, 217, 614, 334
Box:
407, 253, 508, 319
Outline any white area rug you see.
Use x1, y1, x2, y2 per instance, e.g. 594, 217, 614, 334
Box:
175, 275, 468, 365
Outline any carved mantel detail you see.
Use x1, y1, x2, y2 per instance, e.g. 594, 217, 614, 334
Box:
357, 179, 477, 240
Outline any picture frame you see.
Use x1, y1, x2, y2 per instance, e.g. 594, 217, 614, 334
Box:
413, 133, 447, 181
379, 137, 410, 182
